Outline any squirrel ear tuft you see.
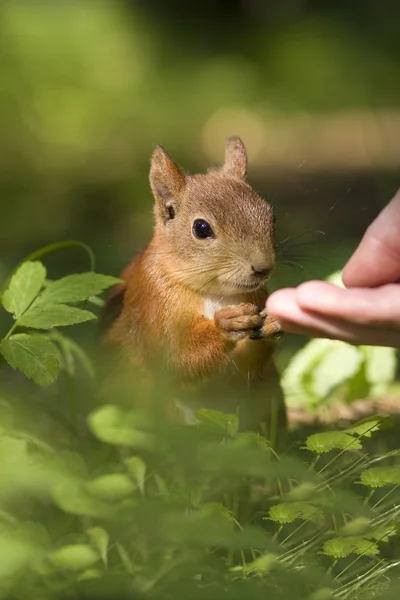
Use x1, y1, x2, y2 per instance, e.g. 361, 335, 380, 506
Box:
149, 146, 186, 221
223, 136, 247, 180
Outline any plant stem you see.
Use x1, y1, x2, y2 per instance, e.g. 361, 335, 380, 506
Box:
4, 322, 18, 340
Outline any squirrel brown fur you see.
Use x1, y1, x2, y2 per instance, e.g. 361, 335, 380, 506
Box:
99, 137, 287, 445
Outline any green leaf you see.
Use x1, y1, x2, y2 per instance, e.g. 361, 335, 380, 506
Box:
1, 261, 46, 318
304, 431, 362, 454
284, 482, 316, 502
338, 517, 370, 537
362, 346, 397, 396
311, 342, 362, 399
78, 568, 102, 581
360, 466, 400, 488
116, 543, 133, 574
346, 415, 392, 438
64, 336, 95, 379
325, 270, 345, 287
52, 481, 110, 519
0, 534, 38, 580
0, 334, 60, 386
85, 474, 137, 501
338, 522, 396, 544
162, 511, 277, 551
19, 303, 96, 329
323, 536, 379, 558
281, 338, 335, 408
198, 437, 315, 481
88, 405, 155, 450
240, 553, 279, 575
40, 273, 121, 304
196, 409, 239, 437
87, 527, 109, 567
268, 501, 323, 524
124, 456, 146, 494
49, 544, 99, 571
50, 333, 96, 380
198, 502, 235, 523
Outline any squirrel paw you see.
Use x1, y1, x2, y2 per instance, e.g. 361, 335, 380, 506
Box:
249, 310, 284, 341
214, 303, 263, 342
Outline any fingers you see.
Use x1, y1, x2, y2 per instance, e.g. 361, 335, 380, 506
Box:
277, 315, 400, 347
343, 188, 400, 288
295, 281, 400, 328
266, 286, 400, 347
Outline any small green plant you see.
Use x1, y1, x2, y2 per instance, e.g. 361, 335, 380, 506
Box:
0, 246, 120, 386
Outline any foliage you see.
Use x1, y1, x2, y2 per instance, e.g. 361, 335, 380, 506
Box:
281, 271, 397, 410
0, 259, 120, 386
0, 253, 400, 600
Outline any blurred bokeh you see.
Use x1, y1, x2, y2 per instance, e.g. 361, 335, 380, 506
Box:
1, 0, 399, 353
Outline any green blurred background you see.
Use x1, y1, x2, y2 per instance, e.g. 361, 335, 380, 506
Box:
1, 0, 399, 357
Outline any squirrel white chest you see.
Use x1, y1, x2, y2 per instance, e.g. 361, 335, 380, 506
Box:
203, 295, 243, 320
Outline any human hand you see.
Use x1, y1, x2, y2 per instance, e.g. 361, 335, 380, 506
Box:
266, 188, 400, 347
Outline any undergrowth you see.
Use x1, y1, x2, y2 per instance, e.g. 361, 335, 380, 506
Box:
0, 246, 400, 600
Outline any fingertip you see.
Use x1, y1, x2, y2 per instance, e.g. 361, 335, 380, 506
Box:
266, 288, 296, 314
296, 281, 343, 311
266, 288, 309, 324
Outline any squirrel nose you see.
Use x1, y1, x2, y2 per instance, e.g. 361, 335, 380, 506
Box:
251, 264, 271, 277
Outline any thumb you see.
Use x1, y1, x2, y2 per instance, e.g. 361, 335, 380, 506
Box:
343, 188, 400, 288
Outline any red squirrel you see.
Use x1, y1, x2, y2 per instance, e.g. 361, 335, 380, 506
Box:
99, 137, 286, 445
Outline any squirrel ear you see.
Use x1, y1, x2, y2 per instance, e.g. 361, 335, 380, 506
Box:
222, 136, 247, 180
149, 145, 186, 222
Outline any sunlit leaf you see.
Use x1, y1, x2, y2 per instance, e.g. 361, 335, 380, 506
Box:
0, 434, 29, 465
281, 338, 334, 408
304, 431, 362, 454
40, 273, 121, 304
284, 482, 316, 502
116, 543, 133, 574
239, 553, 279, 575
338, 517, 370, 537
0, 534, 38, 580
0, 334, 60, 386
78, 568, 103, 581
88, 405, 155, 450
360, 466, 400, 488
52, 481, 110, 518
124, 456, 146, 494
323, 536, 379, 558
19, 303, 96, 329
1, 261, 46, 318
198, 502, 235, 522
325, 271, 345, 287
87, 527, 109, 567
85, 474, 137, 501
269, 501, 323, 524
346, 415, 393, 438
49, 544, 99, 571
196, 409, 239, 437
311, 342, 362, 399
363, 346, 397, 396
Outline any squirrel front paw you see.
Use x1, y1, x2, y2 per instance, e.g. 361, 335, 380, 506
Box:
249, 310, 284, 341
214, 303, 263, 343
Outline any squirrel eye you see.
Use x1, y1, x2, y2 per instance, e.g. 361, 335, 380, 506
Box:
192, 219, 214, 240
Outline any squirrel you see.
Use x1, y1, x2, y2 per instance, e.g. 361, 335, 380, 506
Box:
99, 137, 287, 446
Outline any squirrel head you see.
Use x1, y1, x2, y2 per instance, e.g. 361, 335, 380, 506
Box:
149, 137, 276, 296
